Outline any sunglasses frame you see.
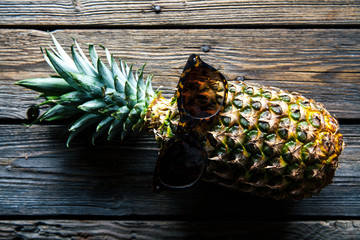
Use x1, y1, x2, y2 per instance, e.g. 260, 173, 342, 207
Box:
153, 133, 208, 190
176, 54, 228, 128
153, 54, 228, 192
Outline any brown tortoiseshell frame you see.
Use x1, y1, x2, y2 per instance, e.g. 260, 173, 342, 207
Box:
153, 54, 228, 192
176, 54, 228, 133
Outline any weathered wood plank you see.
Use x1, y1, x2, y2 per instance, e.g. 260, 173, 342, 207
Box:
1, 29, 360, 120
0, 0, 360, 26
0, 220, 359, 240
0, 124, 358, 217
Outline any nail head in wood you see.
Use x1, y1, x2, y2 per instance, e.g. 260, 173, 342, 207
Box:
237, 76, 245, 81
154, 5, 161, 13
201, 45, 211, 53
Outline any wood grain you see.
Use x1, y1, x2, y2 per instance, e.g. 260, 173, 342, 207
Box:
0, 220, 359, 240
0, 0, 360, 26
1, 29, 360, 120
0, 123, 358, 217
0, 0, 359, 237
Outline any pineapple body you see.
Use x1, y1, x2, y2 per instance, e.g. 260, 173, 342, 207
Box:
151, 81, 344, 200
17, 36, 344, 200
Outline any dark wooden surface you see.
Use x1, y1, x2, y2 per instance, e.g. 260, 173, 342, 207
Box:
1, 1, 360, 239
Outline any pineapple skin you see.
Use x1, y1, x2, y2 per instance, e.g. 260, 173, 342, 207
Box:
149, 81, 344, 200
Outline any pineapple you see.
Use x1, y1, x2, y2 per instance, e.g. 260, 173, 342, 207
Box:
16, 35, 344, 200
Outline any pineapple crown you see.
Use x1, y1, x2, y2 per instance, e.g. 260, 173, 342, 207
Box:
16, 34, 156, 147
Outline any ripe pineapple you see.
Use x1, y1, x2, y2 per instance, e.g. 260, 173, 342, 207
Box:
16, 35, 344, 200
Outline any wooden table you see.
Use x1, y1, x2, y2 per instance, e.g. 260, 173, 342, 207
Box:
1, 1, 360, 239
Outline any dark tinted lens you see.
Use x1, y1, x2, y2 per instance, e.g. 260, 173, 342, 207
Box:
158, 138, 205, 187
182, 66, 226, 118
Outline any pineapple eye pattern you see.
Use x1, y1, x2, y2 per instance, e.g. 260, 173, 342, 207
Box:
203, 79, 343, 200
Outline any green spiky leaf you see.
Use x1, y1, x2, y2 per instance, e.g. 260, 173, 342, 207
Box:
40, 104, 81, 122
92, 116, 114, 144
55, 91, 90, 106
67, 113, 104, 147
109, 91, 127, 106
70, 73, 105, 98
98, 104, 119, 115
78, 99, 107, 112
71, 45, 97, 77
16, 34, 156, 146
125, 80, 136, 108
15, 78, 74, 96
74, 39, 94, 70
98, 58, 115, 89
111, 57, 125, 93
50, 34, 76, 68
100, 45, 112, 67
45, 49, 81, 90
89, 44, 99, 68
127, 64, 137, 88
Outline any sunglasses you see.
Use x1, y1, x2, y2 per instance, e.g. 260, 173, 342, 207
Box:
153, 54, 228, 192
